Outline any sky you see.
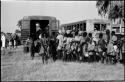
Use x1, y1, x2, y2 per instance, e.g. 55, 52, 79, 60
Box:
1, 1, 103, 33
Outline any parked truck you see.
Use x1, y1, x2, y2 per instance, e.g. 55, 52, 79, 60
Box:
21, 16, 59, 44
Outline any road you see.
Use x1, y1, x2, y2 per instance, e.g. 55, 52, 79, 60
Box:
1, 46, 124, 81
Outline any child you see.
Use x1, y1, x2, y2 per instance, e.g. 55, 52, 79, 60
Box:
9, 39, 12, 49
98, 33, 107, 63
87, 38, 96, 62
107, 40, 117, 64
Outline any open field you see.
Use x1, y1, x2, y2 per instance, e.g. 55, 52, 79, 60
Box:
1, 46, 124, 81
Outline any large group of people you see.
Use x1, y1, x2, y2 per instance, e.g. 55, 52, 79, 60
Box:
55, 29, 124, 64
1, 33, 21, 50
25, 24, 124, 65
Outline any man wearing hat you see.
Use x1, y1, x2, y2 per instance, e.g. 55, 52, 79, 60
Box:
36, 23, 42, 40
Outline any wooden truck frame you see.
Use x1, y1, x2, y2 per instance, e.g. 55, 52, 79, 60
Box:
21, 16, 59, 44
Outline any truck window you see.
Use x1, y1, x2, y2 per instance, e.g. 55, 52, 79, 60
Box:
94, 23, 100, 31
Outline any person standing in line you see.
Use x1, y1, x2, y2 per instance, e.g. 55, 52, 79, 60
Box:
109, 31, 118, 64
56, 30, 64, 60
1, 34, 6, 49
98, 33, 107, 63
14, 39, 16, 48
78, 31, 84, 61
9, 39, 12, 49
103, 29, 111, 44
82, 32, 88, 62
14, 34, 18, 48
11, 36, 14, 49
93, 28, 98, 45
27, 36, 35, 60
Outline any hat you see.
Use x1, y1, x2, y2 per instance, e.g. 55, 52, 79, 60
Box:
36, 23, 40, 27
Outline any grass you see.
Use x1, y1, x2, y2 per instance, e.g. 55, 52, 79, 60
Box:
1, 46, 124, 81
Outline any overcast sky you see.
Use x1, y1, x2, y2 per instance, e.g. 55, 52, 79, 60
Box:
1, 1, 103, 33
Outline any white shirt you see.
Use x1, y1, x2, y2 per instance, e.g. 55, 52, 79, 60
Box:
1, 35, 6, 47
75, 36, 80, 41
57, 34, 64, 50
39, 34, 42, 39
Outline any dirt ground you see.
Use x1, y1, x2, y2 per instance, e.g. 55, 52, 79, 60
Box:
1, 46, 124, 81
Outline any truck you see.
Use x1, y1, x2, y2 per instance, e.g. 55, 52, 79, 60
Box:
21, 16, 59, 44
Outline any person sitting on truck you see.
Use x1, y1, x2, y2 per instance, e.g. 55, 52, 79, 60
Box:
36, 23, 42, 40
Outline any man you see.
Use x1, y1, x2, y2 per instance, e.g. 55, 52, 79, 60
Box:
65, 30, 73, 61
34, 23, 43, 54
25, 36, 35, 60
40, 33, 50, 63
50, 32, 57, 62
78, 31, 84, 61
82, 32, 88, 62
1, 34, 6, 49
86, 32, 92, 44
36, 23, 42, 40
56, 30, 64, 60
74, 31, 81, 61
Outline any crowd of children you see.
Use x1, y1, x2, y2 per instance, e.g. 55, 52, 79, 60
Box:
56, 29, 125, 64
24, 28, 124, 65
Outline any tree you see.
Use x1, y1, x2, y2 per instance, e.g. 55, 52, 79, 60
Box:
17, 19, 23, 29
96, 1, 124, 23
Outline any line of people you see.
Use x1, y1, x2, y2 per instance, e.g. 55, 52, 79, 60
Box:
24, 29, 124, 65
56, 29, 125, 64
